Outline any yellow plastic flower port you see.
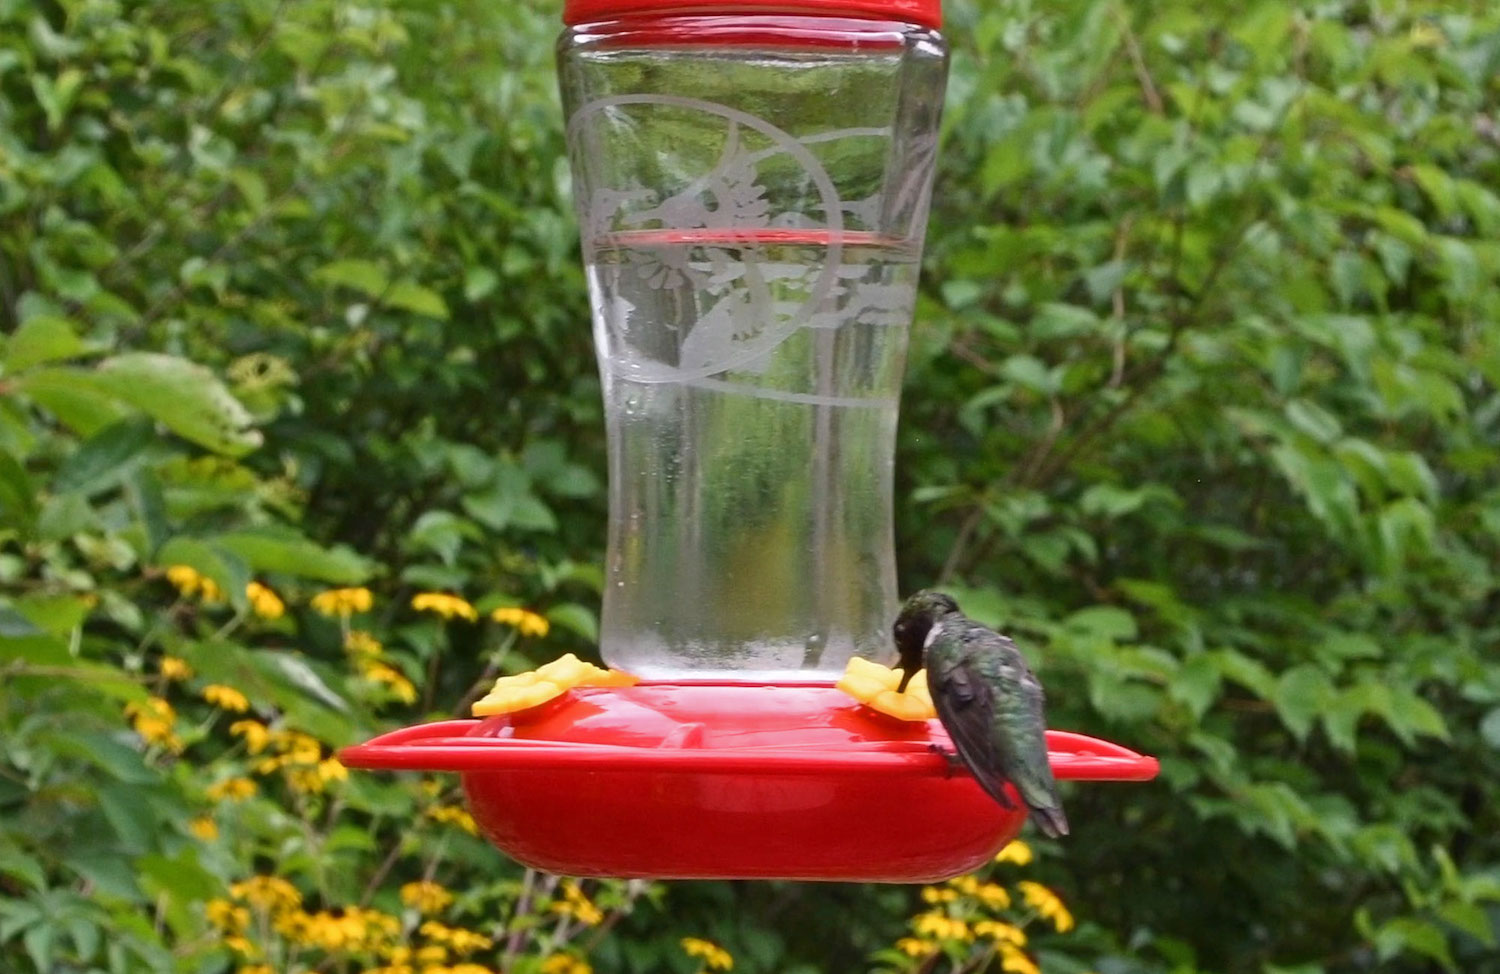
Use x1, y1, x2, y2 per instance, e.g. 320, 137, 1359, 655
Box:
471, 653, 640, 717
835, 656, 935, 721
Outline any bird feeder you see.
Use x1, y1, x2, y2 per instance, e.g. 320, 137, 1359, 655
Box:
341, 0, 1158, 882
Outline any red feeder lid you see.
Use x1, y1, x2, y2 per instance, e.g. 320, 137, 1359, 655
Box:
564, 1, 942, 31
341, 683, 1157, 882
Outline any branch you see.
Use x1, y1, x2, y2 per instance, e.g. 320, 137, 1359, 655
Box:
1114, 2, 1165, 115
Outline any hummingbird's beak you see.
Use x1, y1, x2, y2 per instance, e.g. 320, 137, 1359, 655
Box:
895, 666, 914, 693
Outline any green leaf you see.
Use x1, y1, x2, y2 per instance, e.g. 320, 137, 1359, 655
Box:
0, 450, 38, 535
1386, 687, 1449, 743
14, 367, 130, 436
3, 315, 87, 372
154, 537, 251, 611
212, 528, 374, 584
11, 593, 91, 636
96, 783, 161, 855
1373, 917, 1455, 970
259, 651, 350, 714
54, 417, 156, 495
0, 634, 71, 665
384, 279, 450, 319
0, 844, 45, 891
1273, 665, 1333, 742
136, 848, 219, 904
127, 467, 170, 557
1214, 649, 1277, 700
464, 266, 499, 302
314, 258, 388, 297
1000, 354, 1058, 394
35, 729, 157, 785
510, 495, 558, 533
546, 603, 599, 643
93, 353, 262, 456
1410, 164, 1458, 219
1169, 653, 1222, 719
1064, 605, 1138, 642
1479, 708, 1500, 750
1439, 901, 1494, 947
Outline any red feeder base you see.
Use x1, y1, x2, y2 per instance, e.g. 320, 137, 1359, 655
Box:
340, 682, 1157, 882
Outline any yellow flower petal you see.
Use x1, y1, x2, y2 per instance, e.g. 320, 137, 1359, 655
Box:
836, 658, 935, 721
471, 654, 639, 716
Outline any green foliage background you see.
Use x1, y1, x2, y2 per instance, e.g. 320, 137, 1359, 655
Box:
3, 0, 1499, 972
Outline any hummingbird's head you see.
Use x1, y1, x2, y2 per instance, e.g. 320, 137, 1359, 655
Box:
892, 590, 960, 692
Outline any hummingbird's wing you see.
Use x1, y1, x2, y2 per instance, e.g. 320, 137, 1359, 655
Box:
928, 639, 1018, 811
932, 626, 1070, 837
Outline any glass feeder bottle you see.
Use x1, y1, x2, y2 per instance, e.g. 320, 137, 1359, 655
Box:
558, 0, 949, 681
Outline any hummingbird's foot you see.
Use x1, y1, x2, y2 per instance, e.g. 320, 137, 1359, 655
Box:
927, 743, 964, 777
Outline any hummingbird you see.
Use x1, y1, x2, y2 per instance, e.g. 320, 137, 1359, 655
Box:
893, 590, 1069, 838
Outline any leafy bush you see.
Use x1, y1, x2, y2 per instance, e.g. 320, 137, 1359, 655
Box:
4, 0, 1500, 972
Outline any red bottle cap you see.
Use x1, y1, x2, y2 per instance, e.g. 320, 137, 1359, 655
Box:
563, 0, 942, 31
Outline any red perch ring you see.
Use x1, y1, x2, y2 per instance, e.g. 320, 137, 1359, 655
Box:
340, 682, 1158, 882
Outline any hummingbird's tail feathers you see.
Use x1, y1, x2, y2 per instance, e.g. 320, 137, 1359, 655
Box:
1027, 803, 1069, 838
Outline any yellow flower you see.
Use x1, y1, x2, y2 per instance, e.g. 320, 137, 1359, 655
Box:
198, 576, 224, 603
203, 684, 251, 713
426, 804, 478, 835
550, 880, 604, 926
206, 899, 250, 932
229, 875, 302, 914
160, 656, 193, 681
974, 920, 1027, 946
360, 660, 418, 704
994, 840, 1034, 866
166, 564, 204, 597
310, 587, 373, 617
446, 929, 493, 954
912, 912, 972, 942
470, 654, 639, 717
280, 906, 396, 953
229, 719, 271, 754
224, 935, 258, 958
447, 964, 496, 974
318, 757, 348, 783
895, 937, 934, 957
188, 816, 219, 840
1000, 944, 1041, 974
271, 729, 323, 764
679, 937, 734, 971
411, 592, 478, 622
419, 921, 453, 942
921, 886, 958, 904
125, 697, 182, 752
834, 656, 934, 721
401, 880, 454, 915
285, 767, 325, 794
415, 943, 448, 964
207, 777, 258, 802
165, 564, 223, 601
976, 883, 1012, 911
245, 581, 285, 620
345, 630, 383, 657
491, 606, 550, 638
541, 956, 591, 974
238, 966, 274, 974
948, 875, 980, 896
1018, 881, 1075, 933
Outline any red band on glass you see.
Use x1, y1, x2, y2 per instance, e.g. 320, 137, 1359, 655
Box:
563, 0, 943, 31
